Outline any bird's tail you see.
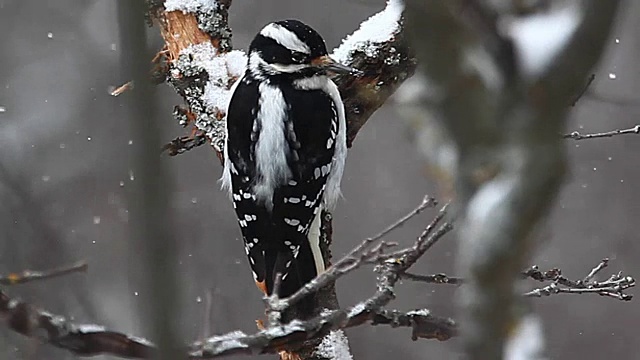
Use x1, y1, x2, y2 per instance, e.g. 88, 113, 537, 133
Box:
265, 241, 320, 299
265, 210, 325, 299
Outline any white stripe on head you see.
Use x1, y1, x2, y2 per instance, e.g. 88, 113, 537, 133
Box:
260, 23, 311, 54
269, 62, 309, 73
248, 52, 310, 76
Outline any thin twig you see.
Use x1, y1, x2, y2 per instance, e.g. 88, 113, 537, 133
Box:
563, 124, 640, 140
570, 73, 595, 106
401, 272, 464, 285
271, 195, 437, 312
401, 258, 635, 302
524, 259, 634, 301
381, 203, 451, 263
345, 219, 454, 329
162, 135, 208, 156
369, 195, 437, 244
583, 258, 609, 283
370, 308, 457, 341
110, 81, 134, 96
0, 261, 87, 285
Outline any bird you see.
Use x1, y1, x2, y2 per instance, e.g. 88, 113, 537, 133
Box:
221, 19, 359, 301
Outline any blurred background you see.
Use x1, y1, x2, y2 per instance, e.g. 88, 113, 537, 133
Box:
0, 0, 638, 359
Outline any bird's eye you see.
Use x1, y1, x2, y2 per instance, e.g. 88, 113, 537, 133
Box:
291, 51, 307, 63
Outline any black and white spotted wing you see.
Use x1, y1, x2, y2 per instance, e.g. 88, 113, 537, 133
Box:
225, 75, 339, 298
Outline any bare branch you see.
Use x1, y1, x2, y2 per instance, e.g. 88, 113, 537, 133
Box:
369, 195, 437, 244
270, 195, 437, 313
563, 124, 640, 140
0, 261, 87, 286
369, 309, 457, 341
0, 287, 154, 358
162, 134, 208, 156
400, 272, 464, 285
4, 206, 631, 359
404, 259, 635, 301
346, 216, 454, 322
524, 258, 635, 301
583, 258, 609, 283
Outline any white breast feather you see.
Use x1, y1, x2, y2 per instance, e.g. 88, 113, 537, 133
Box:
253, 82, 292, 209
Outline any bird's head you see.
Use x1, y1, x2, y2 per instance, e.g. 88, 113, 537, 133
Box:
248, 19, 361, 79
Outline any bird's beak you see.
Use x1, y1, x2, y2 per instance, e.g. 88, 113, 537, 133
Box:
311, 55, 363, 76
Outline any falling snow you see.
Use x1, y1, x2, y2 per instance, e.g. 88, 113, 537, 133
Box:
332, 0, 403, 63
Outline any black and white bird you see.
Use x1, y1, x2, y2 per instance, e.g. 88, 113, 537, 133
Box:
222, 20, 359, 299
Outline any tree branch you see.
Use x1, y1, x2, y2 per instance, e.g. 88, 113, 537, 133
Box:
563, 124, 640, 140
0, 261, 87, 286
402, 259, 635, 301
1, 215, 633, 358
0, 202, 454, 358
524, 258, 635, 301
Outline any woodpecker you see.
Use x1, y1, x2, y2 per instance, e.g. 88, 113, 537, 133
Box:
222, 20, 359, 299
